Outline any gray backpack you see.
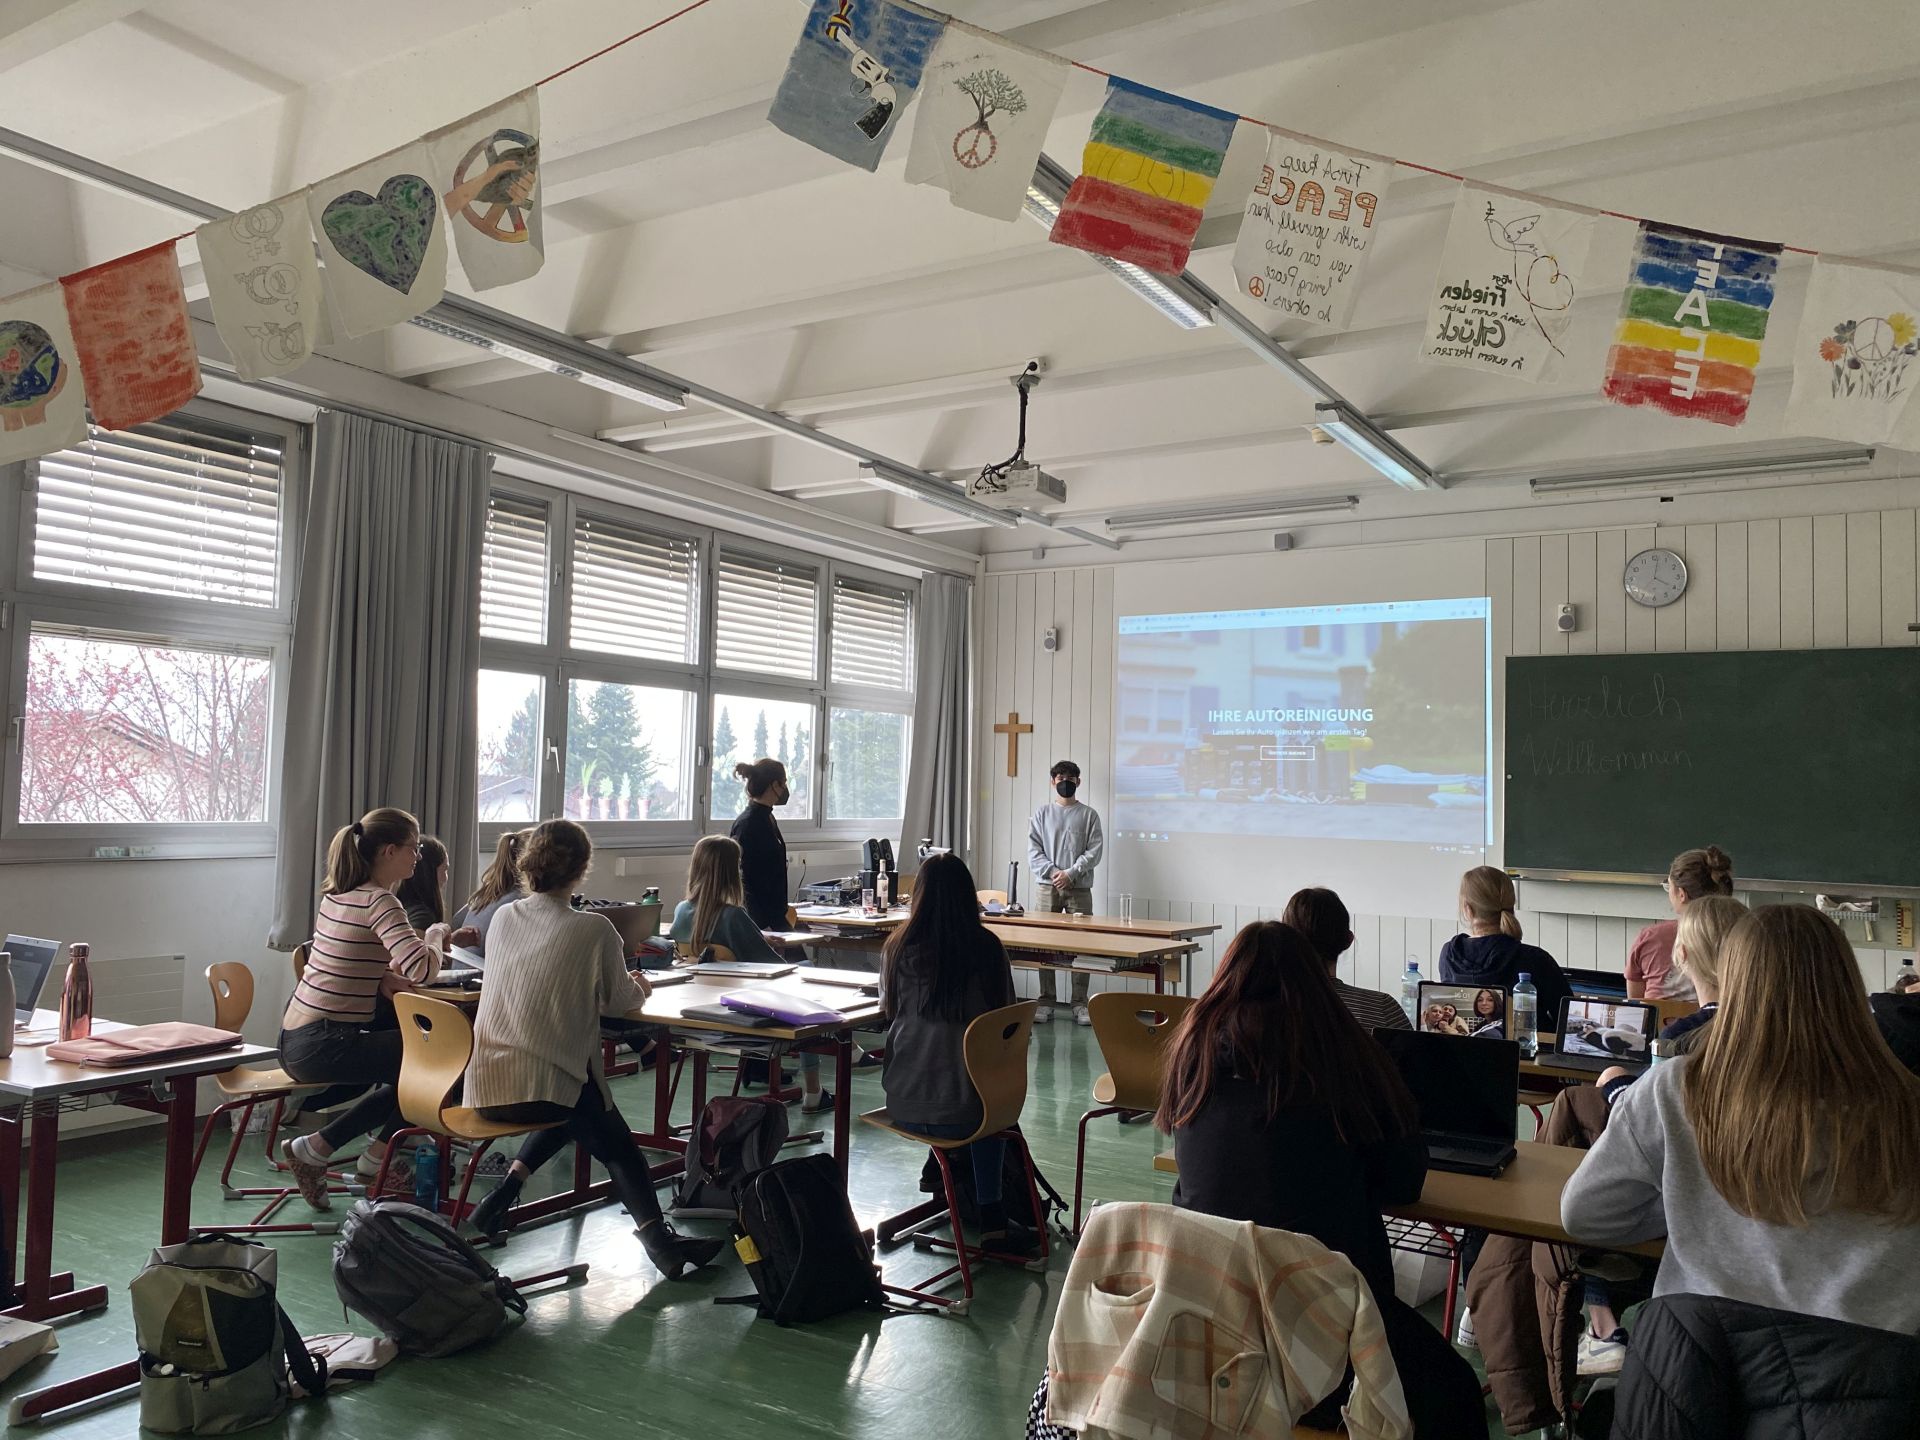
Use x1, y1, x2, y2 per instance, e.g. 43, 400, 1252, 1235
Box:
331, 1200, 526, 1357
131, 1234, 327, 1434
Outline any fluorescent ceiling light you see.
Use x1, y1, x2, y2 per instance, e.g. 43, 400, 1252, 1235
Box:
1529, 448, 1876, 496
1023, 155, 1214, 331
1105, 492, 1359, 531
411, 298, 687, 412
1311, 402, 1438, 491
861, 461, 1021, 528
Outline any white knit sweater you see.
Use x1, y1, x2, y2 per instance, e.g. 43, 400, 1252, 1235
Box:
466, 890, 649, 1111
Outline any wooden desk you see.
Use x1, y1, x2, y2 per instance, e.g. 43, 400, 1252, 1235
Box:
985, 924, 1196, 995
3, 1013, 281, 1423
801, 907, 1217, 943
1151, 1142, 1662, 1258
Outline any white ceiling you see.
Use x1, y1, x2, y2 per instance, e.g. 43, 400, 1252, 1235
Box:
3, 0, 1919, 559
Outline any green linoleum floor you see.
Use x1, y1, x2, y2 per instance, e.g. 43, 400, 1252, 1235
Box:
3, 1023, 1532, 1438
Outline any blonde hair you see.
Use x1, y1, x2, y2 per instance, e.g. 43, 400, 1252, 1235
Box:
685, 835, 745, 949
1684, 905, 1920, 1227
1669, 845, 1734, 901
1673, 895, 1747, 995
321, 807, 417, 896
467, 830, 527, 912
1460, 866, 1523, 940
519, 820, 592, 895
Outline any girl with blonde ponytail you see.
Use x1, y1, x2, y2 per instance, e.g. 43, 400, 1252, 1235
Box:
1437, 865, 1572, 1026
455, 830, 529, 955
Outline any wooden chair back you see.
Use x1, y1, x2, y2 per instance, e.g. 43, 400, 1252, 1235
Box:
895, 873, 914, 900
207, 962, 255, 1033
392, 993, 473, 1133
784, 905, 801, 930
1087, 992, 1195, 1112
977, 889, 1008, 907
959, 1002, 1037, 1143
1647, 995, 1699, 1029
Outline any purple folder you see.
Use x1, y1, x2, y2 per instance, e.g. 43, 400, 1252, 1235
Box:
719, 987, 844, 1027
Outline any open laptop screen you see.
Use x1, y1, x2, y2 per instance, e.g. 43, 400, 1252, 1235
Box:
1417, 981, 1509, 1039
3, 935, 61, 1023
1558, 996, 1656, 1061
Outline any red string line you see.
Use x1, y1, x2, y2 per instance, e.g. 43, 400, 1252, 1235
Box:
534, 0, 722, 88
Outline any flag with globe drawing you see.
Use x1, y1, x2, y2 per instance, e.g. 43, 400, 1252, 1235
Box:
1783, 256, 1920, 447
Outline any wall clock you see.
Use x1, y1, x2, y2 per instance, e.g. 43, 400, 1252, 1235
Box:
1623, 547, 1688, 608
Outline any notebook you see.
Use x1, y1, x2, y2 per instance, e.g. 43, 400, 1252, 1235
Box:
1538, 996, 1657, 1076
1417, 981, 1510, 1040
1374, 1027, 1520, 1177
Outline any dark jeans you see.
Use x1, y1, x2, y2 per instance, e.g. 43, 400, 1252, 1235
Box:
479, 1082, 665, 1229
278, 1021, 403, 1152
899, 1120, 1005, 1207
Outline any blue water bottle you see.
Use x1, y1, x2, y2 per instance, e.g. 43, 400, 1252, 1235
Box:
1399, 961, 1421, 1024
412, 1144, 441, 1210
1512, 973, 1538, 1059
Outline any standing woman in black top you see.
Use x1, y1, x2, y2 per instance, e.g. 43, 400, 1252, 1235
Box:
1160, 921, 1487, 1440
728, 757, 791, 931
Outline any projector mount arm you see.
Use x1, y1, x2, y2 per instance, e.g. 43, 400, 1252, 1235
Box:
974, 361, 1043, 495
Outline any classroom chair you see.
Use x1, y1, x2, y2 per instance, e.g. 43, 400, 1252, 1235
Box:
861, 1001, 1047, 1316
977, 889, 1008, 906
1072, 992, 1194, 1236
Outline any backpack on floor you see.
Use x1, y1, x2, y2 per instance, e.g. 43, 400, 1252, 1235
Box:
131, 1233, 328, 1434
331, 1200, 526, 1357
916, 1130, 1068, 1236
718, 1154, 887, 1325
672, 1094, 790, 1217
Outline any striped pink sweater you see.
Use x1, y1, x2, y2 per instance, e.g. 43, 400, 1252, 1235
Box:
284, 886, 441, 1028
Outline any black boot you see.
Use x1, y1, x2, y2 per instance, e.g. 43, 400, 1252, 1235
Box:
469, 1173, 523, 1242
636, 1218, 726, 1280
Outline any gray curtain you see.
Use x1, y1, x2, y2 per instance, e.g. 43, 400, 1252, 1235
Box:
269, 410, 488, 949
899, 571, 972, 870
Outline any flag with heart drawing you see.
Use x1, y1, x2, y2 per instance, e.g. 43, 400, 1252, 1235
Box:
306, 142, 447, 339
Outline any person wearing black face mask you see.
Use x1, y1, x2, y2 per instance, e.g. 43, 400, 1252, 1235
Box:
1026, 759, 1105, 1025
730, 757, 793, 931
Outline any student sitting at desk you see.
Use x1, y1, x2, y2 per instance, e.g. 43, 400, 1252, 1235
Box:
1282, 886, 1409, 1032
1563, 906, 1920, 1336
453, 830, 528, 955
1437, 866, 1571, 1028
1160, 921, 1487, 1440
877, 852, 1028, 1254
463, 820, 723, 1278
281, 807, 447, 1207
1626, 845, 1734, 1001
671, 835, 829, 1114
396, 835, 481, 948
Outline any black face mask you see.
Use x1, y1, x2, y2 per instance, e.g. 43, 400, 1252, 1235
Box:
1055, 779, 1079, 798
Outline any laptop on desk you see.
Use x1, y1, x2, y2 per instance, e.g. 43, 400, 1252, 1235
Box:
1536, 996, 1656, 1077
1417, 981, 1509, 1039
1375, 1027, 1520, 1177
4, 935, 61, 1026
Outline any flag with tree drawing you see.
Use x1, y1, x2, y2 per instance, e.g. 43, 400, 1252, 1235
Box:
905, 20, 1069, 222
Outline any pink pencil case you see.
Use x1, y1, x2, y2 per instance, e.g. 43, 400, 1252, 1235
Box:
719, 988, 843, 1027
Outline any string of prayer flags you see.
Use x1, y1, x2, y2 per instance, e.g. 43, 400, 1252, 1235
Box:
904, 22, 1069, 222
197, 197, 324, 382
430, 89, 544, 292
769, 0, 946, 171
60, 241, 201, 432
1782, 256, 1920, 447
1602, 221, 1782, 427
1419, 184, 1596, 383
0, 284, 87, 466
307, 142, 447, 339
1050, 77, 1238, 276
1232, 128, 1393, 331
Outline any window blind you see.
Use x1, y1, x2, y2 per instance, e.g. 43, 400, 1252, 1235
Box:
715, 552, 817, 679
830, 580, 912, 690
479, 492, 548, 643
569, 513, 699, 662
31, 416, 283, 608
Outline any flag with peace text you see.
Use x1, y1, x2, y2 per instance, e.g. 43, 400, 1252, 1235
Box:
1233, 128, 1393, 332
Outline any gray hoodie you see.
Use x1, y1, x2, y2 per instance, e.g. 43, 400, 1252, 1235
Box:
1027, 799, 1104, 889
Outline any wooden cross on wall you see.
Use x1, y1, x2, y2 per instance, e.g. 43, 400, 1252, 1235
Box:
994, 711, 1034, 777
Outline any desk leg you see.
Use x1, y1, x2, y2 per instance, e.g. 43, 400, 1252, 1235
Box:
1, 1107, 19, 1308
832, 1033, 853, 1178
5, 1103, 105, 1323
160, 1077, 196, 1245
1153, 963, 1165, 996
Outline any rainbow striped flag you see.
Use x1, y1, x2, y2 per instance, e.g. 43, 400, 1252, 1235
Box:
1602, 221, 1782, 427
1050, 78, 1238, 276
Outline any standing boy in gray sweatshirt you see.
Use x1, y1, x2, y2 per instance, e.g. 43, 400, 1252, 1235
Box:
1027, 759, 1105, 1025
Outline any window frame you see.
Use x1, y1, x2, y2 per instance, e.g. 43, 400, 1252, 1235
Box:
0, 397, 304, 860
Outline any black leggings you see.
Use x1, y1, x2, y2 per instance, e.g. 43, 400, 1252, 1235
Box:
479, 1082, 665, 1229
278, 1021, 404, 1152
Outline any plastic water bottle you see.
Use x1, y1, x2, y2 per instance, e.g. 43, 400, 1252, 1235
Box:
412, 1144, 441, 1210
1512, 973, 1538, 1059
1399, 961, 1421, 1024
1895, 960, 1918, 994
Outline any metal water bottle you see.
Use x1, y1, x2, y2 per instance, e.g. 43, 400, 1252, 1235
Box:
58, 942, 93, 1042
413, 1143, 441, 1209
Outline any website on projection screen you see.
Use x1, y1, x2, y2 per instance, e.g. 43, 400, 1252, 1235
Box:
1111, 597, 1492, 912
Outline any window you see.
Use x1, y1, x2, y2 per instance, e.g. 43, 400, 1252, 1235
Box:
476, 669, 544, 822
570, 513, 699, 662
1, 401, 299, 855
480, 493, 548, 644
711, 693, 814, 820
827, 708, 909, 821
565, 680, 693, 822
830, 580, 911, 690
715, 552, 816, 680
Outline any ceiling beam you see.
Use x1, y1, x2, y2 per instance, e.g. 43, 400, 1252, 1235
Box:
0, 0, 146, 75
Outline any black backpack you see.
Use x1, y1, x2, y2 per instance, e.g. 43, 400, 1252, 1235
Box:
916, 1132, 1067, 1235
332, 1200, 527, 1357
718, 1155, 887, 1325
672, 1095, 790, 1217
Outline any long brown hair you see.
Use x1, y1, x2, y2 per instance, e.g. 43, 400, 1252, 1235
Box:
1669, 844, 1734, 900
685, 835, 745, 948
1684, 905, 1920, 1226
321, 807, 417, 896
1461, 865, 1523, 940
881, 853, 1005, 1022
1157, 921, 1418, 1144
466, 831, 527, 912
394, 836, 448, 925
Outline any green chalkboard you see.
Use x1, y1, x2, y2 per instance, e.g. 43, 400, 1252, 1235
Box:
1504, 649, 1920, 889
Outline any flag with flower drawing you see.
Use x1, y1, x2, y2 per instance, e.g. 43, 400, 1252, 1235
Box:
1782, 257, 1920, 446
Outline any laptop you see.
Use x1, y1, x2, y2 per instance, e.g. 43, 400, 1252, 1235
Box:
1417, 981, 1510, 1040
1375, 1027, 1520, 1177
3, 935, 61, 1026
1539, 996, 1657, 1076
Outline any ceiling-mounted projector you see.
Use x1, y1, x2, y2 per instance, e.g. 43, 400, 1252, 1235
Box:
966, 362, 1066, 510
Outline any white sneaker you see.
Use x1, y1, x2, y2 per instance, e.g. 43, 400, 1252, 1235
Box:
1073, 1003, 1092, 1027
1034, 1004, 1054, 1024
1577, 1329, 1628, 1376
1454, 1306, 1477, 1349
